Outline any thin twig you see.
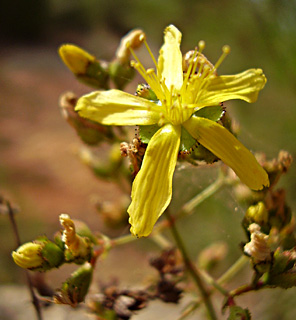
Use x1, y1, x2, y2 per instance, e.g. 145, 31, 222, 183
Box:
165, 209, 217, 320
7, 200, 43, 320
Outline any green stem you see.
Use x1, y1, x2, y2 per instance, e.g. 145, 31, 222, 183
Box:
111, 233, 136, 247
181, 173, 226, 216
217, 255, 249, 286
151, 233, 172, 249
165, 209, 217, 320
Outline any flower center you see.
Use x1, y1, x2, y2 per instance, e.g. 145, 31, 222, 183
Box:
128, 36, 230, 126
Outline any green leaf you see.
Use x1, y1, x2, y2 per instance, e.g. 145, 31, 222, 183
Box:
194, 105, 224, 122
228, 306, 251, 320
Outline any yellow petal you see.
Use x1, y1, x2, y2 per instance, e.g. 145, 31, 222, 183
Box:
76, 89, 160, 125
197, 69, 266, 107
184, 116, 269, 190
128, 123, 181, 237
158, 25, 183, 91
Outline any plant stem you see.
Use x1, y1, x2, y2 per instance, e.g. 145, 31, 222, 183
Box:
217, 255, 249, 286
7, 200, 43, 320
181, 173, 226, 216
153, 172, 229, 235
111, 233, 136, 246
165, 209, 217, 320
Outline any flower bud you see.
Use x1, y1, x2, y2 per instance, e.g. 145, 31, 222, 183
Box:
246, 202, 268, 225
60, 214, 93, 264
115, 29, 145, 64
54, 262, 93, 306
59, 44, 109, 89
244, 224, 271, 273
12, 243, 44, 269
59, 92, 114, 145
12, 237, 65, 271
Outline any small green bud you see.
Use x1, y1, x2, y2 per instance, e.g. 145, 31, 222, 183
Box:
59, 44, 109, 89
60, 214, 93, 264
12, 238, 65, 271
54, 262, 93, 306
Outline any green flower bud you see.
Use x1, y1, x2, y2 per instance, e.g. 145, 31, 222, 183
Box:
12, 238, 65, 271
54, 262, 93, 306
59, 44, 109, 89
60, 214, 93, 264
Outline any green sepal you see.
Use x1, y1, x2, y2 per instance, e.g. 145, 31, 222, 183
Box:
194, 105, 224, 122
77, 60, 109, 89
228, 306, 251, 320
40, 241, 65, 269
139, 124, 159, 144
109, 60, 135, 90
54, 233, 66, 251
191, 144, 219, 164
179, 126, 197, 152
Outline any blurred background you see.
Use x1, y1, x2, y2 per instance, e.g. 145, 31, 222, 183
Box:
0, 0, 296, 319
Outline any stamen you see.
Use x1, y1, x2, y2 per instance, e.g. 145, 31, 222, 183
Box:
143, 39, 159, 74
214, 45, 230, 71
182, 48, 198, 93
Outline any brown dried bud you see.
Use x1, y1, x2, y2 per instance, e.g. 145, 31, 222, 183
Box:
244, 224, 271, 263
115, 29, 146, 63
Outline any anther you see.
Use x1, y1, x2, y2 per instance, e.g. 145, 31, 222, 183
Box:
222, 45, 231, 54
139, 34, 146, 42
147, 68, 155, 75
198, 40, 205, 52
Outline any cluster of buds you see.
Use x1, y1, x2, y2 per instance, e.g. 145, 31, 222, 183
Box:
59, 29, 145, 90
12, 236, 65, 271
12, 214, 99, 306
12, 214, 96, 271
240, 151, 296, 288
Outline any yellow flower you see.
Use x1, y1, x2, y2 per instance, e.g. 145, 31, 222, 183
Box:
76, 25, 269, 237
